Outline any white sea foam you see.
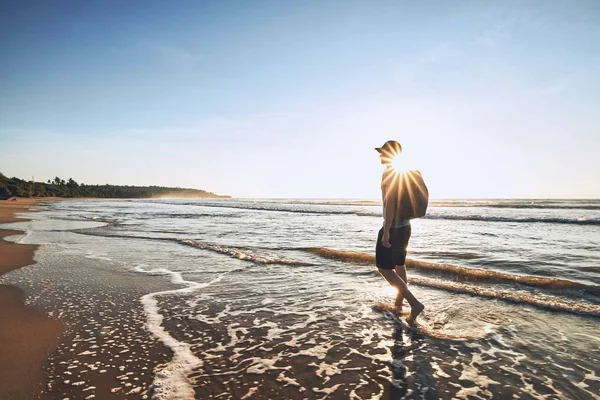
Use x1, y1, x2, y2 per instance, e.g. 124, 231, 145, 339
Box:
240, 387, 258, 399
276, 371, 303, 388
134, 264, 234, 400
245, 357, 289, 374
313, 383, 343, 398
0, 229, 33, 244
180, 239, 315, 266
16, 229, 33, 244
310, 361, 342, 385
295, 341, 335, 360
85, 253, 113, 262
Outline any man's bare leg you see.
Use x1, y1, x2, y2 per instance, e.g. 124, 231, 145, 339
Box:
378, 268, 424, 323
394, 264, 408, 312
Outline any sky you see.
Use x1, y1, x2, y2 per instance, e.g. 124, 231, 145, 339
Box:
1, 0, 599, 198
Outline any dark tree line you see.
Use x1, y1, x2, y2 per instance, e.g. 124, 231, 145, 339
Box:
0, 172, 229, 199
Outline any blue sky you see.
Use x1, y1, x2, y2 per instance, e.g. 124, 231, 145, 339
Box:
1, 0, 599, 198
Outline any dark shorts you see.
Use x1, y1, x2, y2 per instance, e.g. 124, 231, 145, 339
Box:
375, 225, 411, 270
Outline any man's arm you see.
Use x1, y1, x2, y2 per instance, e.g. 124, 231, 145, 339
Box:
381, 193, 396, 248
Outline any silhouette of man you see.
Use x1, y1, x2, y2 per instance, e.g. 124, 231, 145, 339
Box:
375, 140, 424, 323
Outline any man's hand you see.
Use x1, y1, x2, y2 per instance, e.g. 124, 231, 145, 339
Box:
382, 231, 391, 248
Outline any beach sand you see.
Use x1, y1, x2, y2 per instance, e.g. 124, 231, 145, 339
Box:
0, 199, 63, 400
0, 198, 179, 399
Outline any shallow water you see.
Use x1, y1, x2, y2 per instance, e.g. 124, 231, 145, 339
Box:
2, 198, 600, 399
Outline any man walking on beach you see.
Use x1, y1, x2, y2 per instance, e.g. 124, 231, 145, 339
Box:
375, 140, 425, 323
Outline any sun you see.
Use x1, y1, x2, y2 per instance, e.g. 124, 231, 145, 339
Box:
392, 155, 405, 173
390, 153, 417, 174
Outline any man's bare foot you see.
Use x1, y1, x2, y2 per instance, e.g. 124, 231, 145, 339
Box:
395, 298, 404, 315
406, 302, 424, 324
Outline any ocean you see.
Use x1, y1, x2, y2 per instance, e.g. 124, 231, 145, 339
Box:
2, 198, 600, 399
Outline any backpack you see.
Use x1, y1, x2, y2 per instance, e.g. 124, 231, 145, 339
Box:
382, 169, 429, 219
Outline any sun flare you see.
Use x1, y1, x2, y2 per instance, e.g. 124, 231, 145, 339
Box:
391, 155, 415, 174
392, 156, 403, 172
384, 286, 398, 297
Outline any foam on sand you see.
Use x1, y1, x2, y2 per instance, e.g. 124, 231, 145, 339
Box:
133, 265, 233, 400
372, 301, 493, 341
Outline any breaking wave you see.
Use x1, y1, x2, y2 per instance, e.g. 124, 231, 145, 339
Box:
424, 214, 600, 226
303, 247, 598, 291
303, 247, 600, 317
142, 202, 600, 225
409, 276, 600, 318
180, 239, 316, 266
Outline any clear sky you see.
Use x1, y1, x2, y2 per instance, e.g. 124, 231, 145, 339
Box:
1, 0, 599, 198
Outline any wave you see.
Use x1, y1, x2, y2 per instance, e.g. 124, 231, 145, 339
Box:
424, 214, 600, 226
60, 226, 600, 318
180, 239, 316, 266
135, 213, 242, 220
70, 228, 316, 267
477, 204, 600, 211
65, 229, 600, 294
430, 200, 600, 211
140, 198, 600, 210
303, 248, 599, 291
410, 276, 600, 318
421, 251, 484, 260
72, 230, 177, 242
304, 248, 600, 317
188, 203, 359, 216
132, 201, 600, 226
304, 248, 376, 264
132, 199, 358, 215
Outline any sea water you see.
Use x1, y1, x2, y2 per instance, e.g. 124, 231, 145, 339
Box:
3, 198, 600, 399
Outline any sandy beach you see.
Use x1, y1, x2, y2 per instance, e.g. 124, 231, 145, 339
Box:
0, 199, 63, 400
0, 198, 181, 399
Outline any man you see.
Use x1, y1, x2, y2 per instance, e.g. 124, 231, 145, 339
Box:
375, 140, 424, 323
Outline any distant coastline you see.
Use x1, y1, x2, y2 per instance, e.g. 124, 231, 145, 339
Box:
0, 172, 229, 200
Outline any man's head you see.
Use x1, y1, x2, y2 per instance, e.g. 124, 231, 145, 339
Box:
375, 140, 402, 166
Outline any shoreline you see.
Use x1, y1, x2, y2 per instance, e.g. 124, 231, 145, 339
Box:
0, 197, 179, 399
0, 198, 64, 400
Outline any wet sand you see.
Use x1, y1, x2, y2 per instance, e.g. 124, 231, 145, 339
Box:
0, 198, 63, 400
0, 198, 178, 399
25, 253, 176, 399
